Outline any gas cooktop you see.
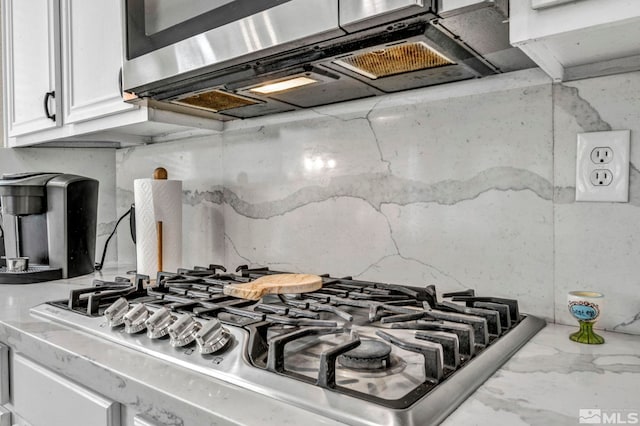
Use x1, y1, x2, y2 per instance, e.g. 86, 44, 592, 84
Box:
31, 265, 545, 425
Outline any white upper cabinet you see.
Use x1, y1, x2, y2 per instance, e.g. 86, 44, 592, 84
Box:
510, 0, 640, 81
2, 0, 130, 143
2, 0, 222, 147
60, 0, 134, 124
2, 0, 61, 137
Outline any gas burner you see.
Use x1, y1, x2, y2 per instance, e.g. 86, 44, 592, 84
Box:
338, 339, 392, 370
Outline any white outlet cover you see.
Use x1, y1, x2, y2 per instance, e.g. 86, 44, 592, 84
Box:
575, 130, 630, 202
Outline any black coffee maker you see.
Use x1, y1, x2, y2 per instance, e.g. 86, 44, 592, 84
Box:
0, 173, 98, 284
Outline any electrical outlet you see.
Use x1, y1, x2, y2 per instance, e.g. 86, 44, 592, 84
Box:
590, 147, 613, 164
589, 169, 613, 186
575, 130, 630, 202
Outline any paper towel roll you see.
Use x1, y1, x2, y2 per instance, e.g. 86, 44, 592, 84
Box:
134, 178, 182, 278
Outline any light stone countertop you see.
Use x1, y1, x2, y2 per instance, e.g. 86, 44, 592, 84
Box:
0, 268, 638, 426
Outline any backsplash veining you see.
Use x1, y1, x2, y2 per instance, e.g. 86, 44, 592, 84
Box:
115, 68, 640, 335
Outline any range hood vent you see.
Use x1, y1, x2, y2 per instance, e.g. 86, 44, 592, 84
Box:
334, 41, 456, 79
172, 89, 261, 113
124, 0, 537, 120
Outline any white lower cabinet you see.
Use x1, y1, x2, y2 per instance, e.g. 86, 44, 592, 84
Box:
11, 355, 120, 426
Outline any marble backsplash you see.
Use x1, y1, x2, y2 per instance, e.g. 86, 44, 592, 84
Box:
115, 68, 640, 335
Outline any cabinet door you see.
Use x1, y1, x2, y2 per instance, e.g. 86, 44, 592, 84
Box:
61, 0, 134, 124
2, 0, 61, 137
12, 355, 120, 426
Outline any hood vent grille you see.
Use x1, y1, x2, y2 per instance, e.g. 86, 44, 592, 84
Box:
333, 41, 455, 80
172, 89, 260, 112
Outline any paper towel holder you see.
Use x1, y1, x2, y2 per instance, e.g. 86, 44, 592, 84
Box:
153, 167, 168, 272
132, 167, 181, 279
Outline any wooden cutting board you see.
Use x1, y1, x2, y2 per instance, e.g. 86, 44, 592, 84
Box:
223, 273, 322, 300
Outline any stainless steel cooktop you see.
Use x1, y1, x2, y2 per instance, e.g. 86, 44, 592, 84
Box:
31, 265, 545, 425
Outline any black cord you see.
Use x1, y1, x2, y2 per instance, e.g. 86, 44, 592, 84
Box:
95, 209, 132, 271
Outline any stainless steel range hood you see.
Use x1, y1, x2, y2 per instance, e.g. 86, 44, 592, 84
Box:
122, 0, 535, 120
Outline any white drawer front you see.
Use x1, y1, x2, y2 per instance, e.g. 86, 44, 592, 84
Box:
12, 355, 120, 426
